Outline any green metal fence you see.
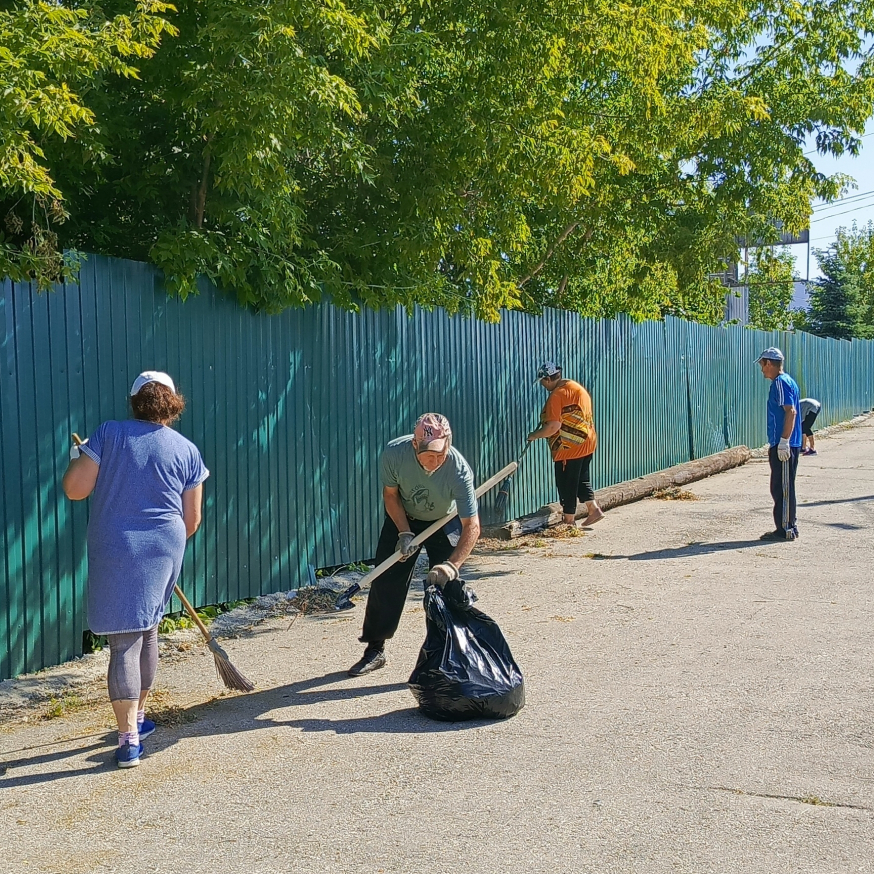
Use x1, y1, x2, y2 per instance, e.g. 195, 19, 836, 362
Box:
2, 254, 873, 679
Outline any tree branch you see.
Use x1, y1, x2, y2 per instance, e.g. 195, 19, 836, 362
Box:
194, 133, 215, 229
518, 222, 580, 287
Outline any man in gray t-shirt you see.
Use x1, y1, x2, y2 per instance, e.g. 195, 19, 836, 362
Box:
348, 413, 481, 677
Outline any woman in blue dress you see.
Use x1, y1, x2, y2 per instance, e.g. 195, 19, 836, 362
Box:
63, 371, 209, 767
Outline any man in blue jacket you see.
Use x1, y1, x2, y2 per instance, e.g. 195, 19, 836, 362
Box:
757, 347, 802, 541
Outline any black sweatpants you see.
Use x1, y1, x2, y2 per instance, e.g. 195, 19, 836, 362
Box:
359, 515, 454, 647
768, 445, 800, 534
554, 453, 595, 516
802, 411, 819, 437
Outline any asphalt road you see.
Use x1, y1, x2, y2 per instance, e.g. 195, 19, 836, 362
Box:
1, 420, 872, 873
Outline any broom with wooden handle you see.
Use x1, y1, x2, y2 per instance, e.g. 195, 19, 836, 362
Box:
71, 432, 255, 693
172, 585, 255, 693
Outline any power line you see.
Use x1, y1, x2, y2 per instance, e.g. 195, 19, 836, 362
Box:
810, 202, 874, 223
812, 188, 874, 211
812, 196, 874, 220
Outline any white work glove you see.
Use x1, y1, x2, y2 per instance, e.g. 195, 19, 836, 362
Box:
396, 531, 416, 561
426, 561, 459, 588
777, 438, 791, 462
69, 439, 87, 460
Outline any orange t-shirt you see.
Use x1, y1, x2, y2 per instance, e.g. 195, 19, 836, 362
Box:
541, 379, 598, 461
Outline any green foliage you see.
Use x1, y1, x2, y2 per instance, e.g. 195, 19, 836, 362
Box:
3, 0, 874, 323
810, 221, 874, 339
0, 0, 176, 288
743, 247, 801, 331
43, 693, 85, 719
316, 560, 371, 578
82, 629, 108, 653
835, 221, 874, 339
157, 597, 252, 633
158, 613, 194, 634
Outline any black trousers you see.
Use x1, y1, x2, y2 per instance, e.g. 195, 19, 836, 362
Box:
359, 515, 454, 647
802, 411, 819, 436
768, 445, 800, 534
554, 453, 595, 516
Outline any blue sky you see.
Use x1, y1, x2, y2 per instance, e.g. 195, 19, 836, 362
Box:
804, 117, 874, 274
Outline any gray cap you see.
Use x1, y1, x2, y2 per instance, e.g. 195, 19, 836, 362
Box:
756, 347, 784, 363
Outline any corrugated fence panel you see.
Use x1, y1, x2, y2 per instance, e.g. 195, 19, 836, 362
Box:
2, 253, 873, 679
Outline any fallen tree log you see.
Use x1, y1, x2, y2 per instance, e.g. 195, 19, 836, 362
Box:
483, 445, 752, 540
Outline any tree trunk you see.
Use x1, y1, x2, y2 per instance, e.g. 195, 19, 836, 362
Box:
195, 149, 212, 229
483, 446, 752, 539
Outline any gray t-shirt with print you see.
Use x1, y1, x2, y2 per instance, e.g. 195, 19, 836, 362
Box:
379, 436, 478, 522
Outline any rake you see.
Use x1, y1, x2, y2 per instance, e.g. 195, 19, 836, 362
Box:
350, 461, 518, 594
494, 442, 532, 520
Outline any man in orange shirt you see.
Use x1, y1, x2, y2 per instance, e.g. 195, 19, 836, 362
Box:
527, 361, 604, 527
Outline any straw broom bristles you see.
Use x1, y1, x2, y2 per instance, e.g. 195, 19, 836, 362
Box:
174, 585, 255, 693
206, 637, 256, 693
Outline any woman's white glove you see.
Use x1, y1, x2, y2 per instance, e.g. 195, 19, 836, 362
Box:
777, 437, 791, 462
426, 562, 459, 588
396, 531, 416, 561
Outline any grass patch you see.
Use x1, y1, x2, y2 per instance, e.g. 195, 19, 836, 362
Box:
42, 693, 87, 720
798, 795, 835, 807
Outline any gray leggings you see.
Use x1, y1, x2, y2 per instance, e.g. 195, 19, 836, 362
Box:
107, 626, 159, 701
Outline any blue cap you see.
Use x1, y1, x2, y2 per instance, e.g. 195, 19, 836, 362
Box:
756, 347, 784, 363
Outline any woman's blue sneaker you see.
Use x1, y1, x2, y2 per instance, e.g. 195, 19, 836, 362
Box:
137, 718, 155, 740
115, 742, 144, 768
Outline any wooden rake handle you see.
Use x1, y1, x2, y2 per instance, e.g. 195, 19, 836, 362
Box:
357, 460, 517, 589
173, 585, 215, 643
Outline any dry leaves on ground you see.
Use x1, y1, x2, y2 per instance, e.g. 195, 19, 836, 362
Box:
652, 486, 699, 501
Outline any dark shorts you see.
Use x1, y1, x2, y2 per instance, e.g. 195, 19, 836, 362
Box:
802, 410, 819, 436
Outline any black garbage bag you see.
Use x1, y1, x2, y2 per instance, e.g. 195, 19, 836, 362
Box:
408, 581, 525, 721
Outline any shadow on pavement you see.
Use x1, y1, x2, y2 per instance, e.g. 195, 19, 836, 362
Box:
815, 521, 867, 530
611, 539, 770, 561
463, 569, 517, 581
0, 670, 489, 787
276, 711, 491, 735
800, 494, 874, 507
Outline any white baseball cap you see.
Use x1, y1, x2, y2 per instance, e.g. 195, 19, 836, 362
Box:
130, 370, 177, 396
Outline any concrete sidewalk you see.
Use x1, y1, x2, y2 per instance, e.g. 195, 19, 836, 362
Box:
2, 420, 873, 874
